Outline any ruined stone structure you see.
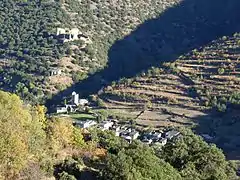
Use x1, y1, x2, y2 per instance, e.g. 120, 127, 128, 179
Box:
56, 28, 90, 43
49, 67, 62, 76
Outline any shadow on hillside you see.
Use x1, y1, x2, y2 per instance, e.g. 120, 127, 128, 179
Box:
194, 108, 240, 160
46, 0, 240, 109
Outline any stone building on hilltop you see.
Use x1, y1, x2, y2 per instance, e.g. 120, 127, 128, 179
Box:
56, 28, 91, 43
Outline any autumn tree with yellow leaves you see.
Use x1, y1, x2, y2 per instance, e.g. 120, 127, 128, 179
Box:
0, 91, 85, 179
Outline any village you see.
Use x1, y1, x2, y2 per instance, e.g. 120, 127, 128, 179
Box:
54, 91, 180, 146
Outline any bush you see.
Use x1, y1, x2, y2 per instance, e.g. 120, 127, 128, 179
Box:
72, 71, 88, 82
218, 68, 225, 75
55, 158, 82, 179
217, 103, 227, 112
96, 98, 106, 108
59, 171, 77, 180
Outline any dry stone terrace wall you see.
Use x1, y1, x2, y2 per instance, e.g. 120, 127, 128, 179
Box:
176, 34, 240, 101
94, 33, 240, 128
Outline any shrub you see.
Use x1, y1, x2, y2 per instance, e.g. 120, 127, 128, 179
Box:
218, 68, 225, 75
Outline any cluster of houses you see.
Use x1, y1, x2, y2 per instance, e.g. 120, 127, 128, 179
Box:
141, 129, 180, 146
55, 90, 180, 146
74, 118, 180, 145
56, 91, 89, 113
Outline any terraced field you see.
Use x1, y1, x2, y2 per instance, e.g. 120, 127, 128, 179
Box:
93, 33, 240, 158
176, 35, 240, 103
97, 67, 203, 128
96, 34, 240, 130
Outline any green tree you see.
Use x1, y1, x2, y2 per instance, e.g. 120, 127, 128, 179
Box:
72, 127, 85, 148
55, 157, 83, 180
218, 67, 225, 75
102, 142, 181, 180
160, 129, 237, 180
45, 118, 74, 153
96, 110, 108, 122
59, 172, 77, 180
90, 128, 127, 153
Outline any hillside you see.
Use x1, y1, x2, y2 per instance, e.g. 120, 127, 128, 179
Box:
1, 90, 237, 179
96, 34, 240, 158
1, 0, 240, 178
97, 34, 240, 122
1, 0, 240, 105
0, 0, 180, 103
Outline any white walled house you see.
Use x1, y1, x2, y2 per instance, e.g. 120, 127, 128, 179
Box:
120, 129, 140, 143
56, 104, 75, 113
71, 91, 89, 106
79, 99, 89, 106
75, 120, 97, 128
98, 121, 114, 130
130, 131, 140, 140
165, 130, 180, 140
142, 138, 153, 144
56, 106, 68, 113
159, 138, 167, 146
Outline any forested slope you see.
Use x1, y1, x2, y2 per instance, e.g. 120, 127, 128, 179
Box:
0, 0, 180, 103
0, 0, 70, 102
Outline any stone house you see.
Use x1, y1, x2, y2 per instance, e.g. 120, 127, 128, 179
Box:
50, 67, 62, 76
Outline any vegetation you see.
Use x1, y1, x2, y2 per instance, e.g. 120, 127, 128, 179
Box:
160, 129, 237, 180
95, 33, 240, 155
0, 90, 85, 179
90, 129, 237, 180
0, 0, 180, 102
102, 142, 182, 180
0, 90, 237, 179
1, 0, 240, 179
0, 0, 70, 102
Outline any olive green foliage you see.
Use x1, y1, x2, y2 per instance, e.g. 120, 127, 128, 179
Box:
72, 71, 88, 83
160, 129, 237, 180
72, 127, 85, 148
96, 110, 108, 122
0, 0, 179, 102
46, 117, 86, 154
90, 128, 128, 153
0, 0, 70, 102
59, 172, 77, 180
206, 92, 240, 112
55, 157, 83, 180
102, 142, 182, 180
0, 90, 237, 179
96, 98, 106, 108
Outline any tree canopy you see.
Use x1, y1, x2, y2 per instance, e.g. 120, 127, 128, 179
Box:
0, 90, 46, 178
102, 142, 182, 180
160, 129, 237, 180
0, 90, 85, 179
